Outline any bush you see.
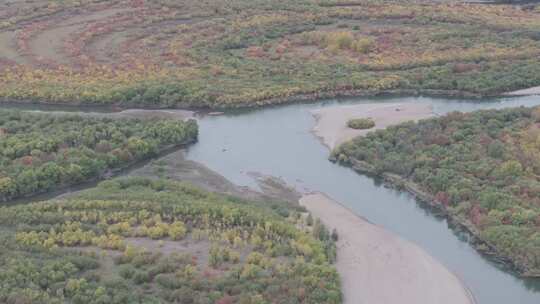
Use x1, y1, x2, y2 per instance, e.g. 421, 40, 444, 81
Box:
347, 118, 375, 130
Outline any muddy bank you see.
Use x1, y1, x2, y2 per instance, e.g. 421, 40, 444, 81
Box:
311, 102, 434, 149
300, 192, 476, 304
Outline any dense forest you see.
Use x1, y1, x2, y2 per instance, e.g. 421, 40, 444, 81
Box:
332, 106, 540, 276
0, 178, 341, 304
1, 0, 540, 108
0, 110, 198, 202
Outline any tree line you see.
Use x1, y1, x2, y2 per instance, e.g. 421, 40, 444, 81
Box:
0, 110, 198, 202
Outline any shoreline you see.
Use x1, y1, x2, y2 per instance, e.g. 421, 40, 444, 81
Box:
1, 85, 538, 114
344, 158, 539, 278
0, 88, 499, 111
4, 139, 197, 206
299, 192, 476, 304
310, 102, 435, 150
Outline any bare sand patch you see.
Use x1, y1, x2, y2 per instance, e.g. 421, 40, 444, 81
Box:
504, 86, 540, 96
300, 193, 476, 304
311, 103, 434, 149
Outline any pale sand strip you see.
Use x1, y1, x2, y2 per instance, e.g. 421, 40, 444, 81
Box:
504, 86, 540, 96
311, 103, 434, 149
300, 193, 476, 304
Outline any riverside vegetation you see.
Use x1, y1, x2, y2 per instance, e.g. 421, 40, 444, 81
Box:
1, 0, 540, 108
0, 178, 340, 304
0, 110, 198, 202
332, 106, 540, 276
347, 118, 375, 130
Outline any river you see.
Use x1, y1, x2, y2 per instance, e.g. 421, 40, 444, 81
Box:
184, 95, 540, 304
4, 95, 540, 303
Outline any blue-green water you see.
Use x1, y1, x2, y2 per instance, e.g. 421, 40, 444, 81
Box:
186, 95, 540, 304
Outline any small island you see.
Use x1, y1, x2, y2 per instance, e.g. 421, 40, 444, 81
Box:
347, 118, 375, 130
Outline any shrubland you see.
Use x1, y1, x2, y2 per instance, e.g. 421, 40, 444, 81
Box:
347, 117, 375, 129
0, 178, 341, 304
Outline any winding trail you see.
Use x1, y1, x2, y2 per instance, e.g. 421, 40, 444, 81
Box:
300, 193, 476, 304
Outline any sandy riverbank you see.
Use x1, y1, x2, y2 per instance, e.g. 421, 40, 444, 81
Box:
504, 86, 540, 96
311, 103, 434, 149
300, 193, 475, 304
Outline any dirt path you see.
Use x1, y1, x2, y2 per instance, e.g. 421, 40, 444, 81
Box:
311, 103, 434, 149
300, 193, 476, 304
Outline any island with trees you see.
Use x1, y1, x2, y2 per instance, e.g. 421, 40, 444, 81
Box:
332, 106, 540, 276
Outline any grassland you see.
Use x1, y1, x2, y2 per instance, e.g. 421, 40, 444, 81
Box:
1, 0, 540, 108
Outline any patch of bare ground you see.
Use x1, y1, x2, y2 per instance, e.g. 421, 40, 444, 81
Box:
67, 246, 121, 279
124, 237, 254, 269
27, 8, 134, 65
300, 192, 476, 304
131, 149, 301, 204
130, 150, 263, 201
125, 237, 212, 268
311, 102, 435, 149
247, 172, 301, 203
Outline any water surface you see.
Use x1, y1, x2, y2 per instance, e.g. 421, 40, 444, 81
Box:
186, 95, 540, 304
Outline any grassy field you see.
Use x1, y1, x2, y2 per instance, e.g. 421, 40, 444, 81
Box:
332, 106, 540, 276
1, 0, 540, 108
0, 178, 340, 304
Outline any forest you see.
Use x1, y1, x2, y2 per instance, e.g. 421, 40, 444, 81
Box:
1, 0, 540, 108
0, 177, 341, 304
332, 106, 540, 276
0, 110, 198, 202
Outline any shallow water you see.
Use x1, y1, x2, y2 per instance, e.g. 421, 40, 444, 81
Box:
185, 95, 540, 304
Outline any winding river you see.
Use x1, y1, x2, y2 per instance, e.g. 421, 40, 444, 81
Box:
5, 95, 540, 303
185, 95, 540, 304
